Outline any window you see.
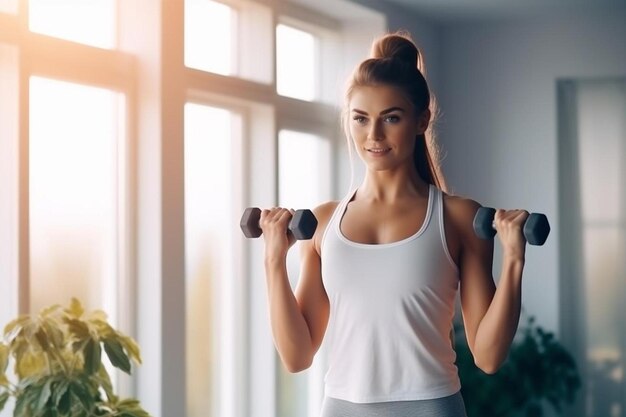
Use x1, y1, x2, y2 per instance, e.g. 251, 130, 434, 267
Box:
29, 76, 126, 324
276, 24, 317, 101
278, 130, 332, 416
184, 103, 245, 417
558, 79, 626, 417
29, 0, 117, 49
0, 1, 385, 416
0, 42, 18, 337
0, 0, 17, 14
184, 0, 235, 75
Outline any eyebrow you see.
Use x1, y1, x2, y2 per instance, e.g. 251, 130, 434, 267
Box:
351, 107, 405, 115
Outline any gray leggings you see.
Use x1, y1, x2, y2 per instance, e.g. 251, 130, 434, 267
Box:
320, 391, 467, 417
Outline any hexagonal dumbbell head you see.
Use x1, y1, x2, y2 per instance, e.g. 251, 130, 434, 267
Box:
289, 209, 318, 240
523, 213, 550, 246
240, 207, 262, 238
473, 207, 497, 240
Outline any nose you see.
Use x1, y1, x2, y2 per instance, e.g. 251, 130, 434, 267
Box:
367, 119, 384, 141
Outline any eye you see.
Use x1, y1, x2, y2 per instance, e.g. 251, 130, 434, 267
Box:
352, 116, 367, 124
384, 115, 400, 123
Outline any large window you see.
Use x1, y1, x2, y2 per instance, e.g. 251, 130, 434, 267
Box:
29, 76, 125, 321
0, 1, 385, 416
29, 0, 117, 48
184, 103, 245, 417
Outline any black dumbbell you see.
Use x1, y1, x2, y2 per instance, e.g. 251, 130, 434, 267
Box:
240, 207, 318, 240
473, 207, 550, 246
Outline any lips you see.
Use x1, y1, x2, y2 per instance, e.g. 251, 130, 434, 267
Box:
367, 148, 391, 154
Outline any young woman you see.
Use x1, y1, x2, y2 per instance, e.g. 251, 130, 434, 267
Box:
259, 31, 529, 417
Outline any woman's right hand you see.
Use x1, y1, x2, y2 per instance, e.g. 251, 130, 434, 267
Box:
260, 208, 297, 261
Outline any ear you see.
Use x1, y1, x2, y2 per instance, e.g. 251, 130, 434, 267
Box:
416, 109, 431, 135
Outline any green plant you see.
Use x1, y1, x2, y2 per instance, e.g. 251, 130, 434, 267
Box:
455, 315, 581, 417
0, 298, 150, 417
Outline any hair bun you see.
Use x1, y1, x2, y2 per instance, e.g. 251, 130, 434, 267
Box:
370, 31, 421, 70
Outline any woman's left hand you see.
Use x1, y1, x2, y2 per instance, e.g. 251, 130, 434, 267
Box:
494, 209, 529, 260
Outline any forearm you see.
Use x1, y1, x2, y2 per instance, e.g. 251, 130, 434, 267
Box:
264, 258, 313, 372
473, 255, 524, 373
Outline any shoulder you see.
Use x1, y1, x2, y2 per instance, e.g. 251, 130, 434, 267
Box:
310, 200, 341, 255
443, 192, 481, 219
442, 191, 483, 239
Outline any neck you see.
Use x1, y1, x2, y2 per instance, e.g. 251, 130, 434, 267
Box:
358, 167, 429, 203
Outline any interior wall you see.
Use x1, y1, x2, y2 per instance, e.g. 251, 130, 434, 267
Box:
437, 9, 626, 335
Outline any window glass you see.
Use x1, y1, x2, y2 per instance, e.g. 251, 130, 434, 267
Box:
277, 129, 331, 416
29, 77, 124, 325
0, 0, 17, 14
185, 0, 235, 75
0, 43, 18, 352
276, 24, 316, 101
29, 0, 116, 49
185, 103, 239, 417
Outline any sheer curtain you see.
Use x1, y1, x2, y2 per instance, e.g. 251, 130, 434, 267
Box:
558, 79, 626, 417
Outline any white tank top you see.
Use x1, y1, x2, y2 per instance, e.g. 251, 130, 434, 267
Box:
320, 184, 461, 403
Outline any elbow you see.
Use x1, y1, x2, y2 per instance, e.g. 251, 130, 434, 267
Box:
283, 353, 313, 374
474, 357, 502, 375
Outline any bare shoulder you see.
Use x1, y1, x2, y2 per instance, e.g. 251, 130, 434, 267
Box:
310, 200, 340, 255
443, 193, 481, 223
442, 192, 484, 243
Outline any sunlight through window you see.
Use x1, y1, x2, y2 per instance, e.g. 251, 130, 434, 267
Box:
278, 130, 331, 417
276, 24, 316, 101
29, 77, 124, 324
185, 0, 234, 75
185, 103, 238, 417
0, 0, 17, 14
29, 0, 116, 49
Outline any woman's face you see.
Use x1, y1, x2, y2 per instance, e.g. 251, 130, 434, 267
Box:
348, 84, 429, 171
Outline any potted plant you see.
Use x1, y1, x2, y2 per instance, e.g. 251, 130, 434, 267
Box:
0, 298, 150, 417
455, 314, 581, 417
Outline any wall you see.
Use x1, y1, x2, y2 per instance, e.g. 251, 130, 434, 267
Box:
437, 9, 626, 334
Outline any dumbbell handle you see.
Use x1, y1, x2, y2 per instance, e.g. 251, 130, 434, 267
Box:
240, 207, 318, 240
473, 207, 550, 246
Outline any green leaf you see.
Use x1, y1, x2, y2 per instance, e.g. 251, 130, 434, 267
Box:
119, 336, 142, 364
52, 379, 70, 408
57, 386, 72, 415
70, 380, 94, 412
83, 338, 101, 376
3, 315, 29, 339
0, 391, 9, 412
64, 318, 90, 341
37, 377, 53, 411
103, 339, 131, 374
35, 327, 50, 352
0, 343, 9, 374
42, 320, 65, 350
65, 298, 85, 319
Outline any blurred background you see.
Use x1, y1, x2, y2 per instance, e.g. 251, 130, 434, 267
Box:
0, 0, 624, 416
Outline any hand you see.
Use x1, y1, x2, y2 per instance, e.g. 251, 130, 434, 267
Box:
494, 209, 529, 260
259, 207, 297, 261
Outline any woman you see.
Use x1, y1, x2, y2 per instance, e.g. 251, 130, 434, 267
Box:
260, 31, 529, 417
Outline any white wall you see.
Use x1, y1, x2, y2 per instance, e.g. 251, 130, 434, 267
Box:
437, 9, 626, 334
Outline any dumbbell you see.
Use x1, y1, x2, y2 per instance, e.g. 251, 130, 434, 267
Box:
240, 207, 318, 240
473, 207, 550, 246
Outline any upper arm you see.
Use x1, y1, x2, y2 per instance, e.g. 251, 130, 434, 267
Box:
449, 197, 496, 355
293, 201, 336, 355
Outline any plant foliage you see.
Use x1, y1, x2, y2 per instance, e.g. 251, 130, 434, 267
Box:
0, 298, 150, 417
455, 315, 581, 417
